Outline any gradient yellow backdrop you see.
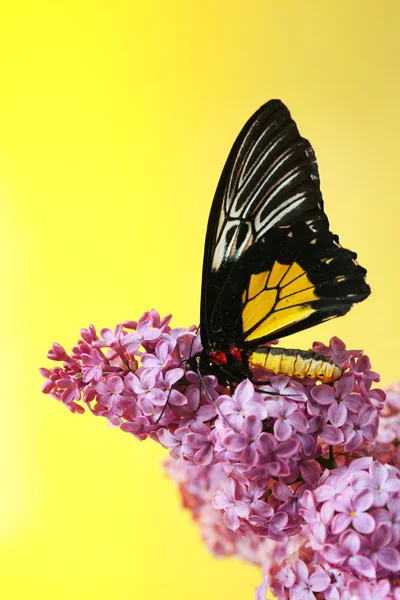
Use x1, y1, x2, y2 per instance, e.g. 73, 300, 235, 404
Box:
1, 2, 399, 599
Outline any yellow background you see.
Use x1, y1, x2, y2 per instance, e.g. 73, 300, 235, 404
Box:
1, 1, 399, 598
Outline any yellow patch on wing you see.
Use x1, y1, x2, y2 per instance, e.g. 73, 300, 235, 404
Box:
280, 272, 315, 297
248, 271, 270, 299
245, 304, 315, 341
242, 289, 277, 332
280, 262, 306, 287
243, 260, 319, 342
266, 262, 289, 288
276, 287, 317, 310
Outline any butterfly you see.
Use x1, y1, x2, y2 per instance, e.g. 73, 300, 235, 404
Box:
187, 100, 370, 387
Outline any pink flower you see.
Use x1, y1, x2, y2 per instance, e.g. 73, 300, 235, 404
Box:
348, 579, 391, 600
221, 415, 263, 465
260, 375, 308, 403
141, 339, 176, 369
342, 405, 378, 451
354, 462, 400, 507
124, 370, 166, 407
56, 377, 81, 405
266, 398, 308, 441
308, 415, 344, 445
254, 577, 268, 600
322, 530, 376, 578
312, 336, 361, 367
218, 379, 267, 429
93, 324, 123, 348
184, 423, 215, 466
157, 427, 190, 460
42, 313, 394, 600
81, 348, 107, 383
47, 342, 70, 362
311, 374, 360, 427
256, 433, 301, 477
348, 354, 380, 383
94, 375, 125, 415
290, 560, 330, 599
363, 524, 400, 572
123, 319, 161, 353
331, 489, 375, 534
212, 478, 250, 531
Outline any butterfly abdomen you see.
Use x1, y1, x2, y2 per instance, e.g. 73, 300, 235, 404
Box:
249, 347, 342, 383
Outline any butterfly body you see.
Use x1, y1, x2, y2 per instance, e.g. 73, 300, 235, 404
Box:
193, 100, 370, 387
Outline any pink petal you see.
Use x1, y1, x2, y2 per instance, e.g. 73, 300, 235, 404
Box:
223, 433, 247, 453
353, 489, 373, 512
157, 429, 177, 448
146, 389, 167, 406
328, 401, 347, 427
256, 432, 276, 453
169, 389, 187, 406
384, 478, 400, 492
164, 367, 184, 386
235, 379, 255, 404
314, 485, 334, 502
276, 437, 300, 457
95, 381, 109, 395
358, 405, 377, 426
321, 500, 335, 525
341, 530, 361, 554
347, 555, 376, 579
331, 513, 352, 534
212, 491, 231, 510
376, 547, 400, 572
188, 433, 208, 449
196, 405, 218, 421
320, 424, 344, 445
255, 577, 268, 600
288, 410, 309, 432
271, 511, 288, 529
235, 501, 250, 519
309, 569, 330, 592
274, 418, 292, 441
295, 559, 309, 583
300, 460, 320, 485
243, 415, 262, 439
224, 478, 236, 501
140, 354, 162, 368
352, 512, 375, 534
242, 444, 258, 466
299, 432, 317, 455
311, 385, 336, 405
370, 462, 388, 488
372, 524, 392, 548
140, 369, 156, 389
321, 544, 347, 564
344, 430, 363, 452
272, 482, 292, 502
223, 505, 240, 531
335, 373, 355, 396
194, 444, 213, 466
108, 376, 124, 394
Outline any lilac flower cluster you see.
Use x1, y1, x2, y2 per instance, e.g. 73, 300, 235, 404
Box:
372, 381, 400, 470
165, 385, 400, 600
41, 311, 397, 599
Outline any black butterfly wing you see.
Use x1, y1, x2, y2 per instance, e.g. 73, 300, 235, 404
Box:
200, 100, 370, 350
207, 221, 370, 349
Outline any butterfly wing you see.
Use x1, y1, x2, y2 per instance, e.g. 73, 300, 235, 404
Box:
200, 100, 370, 350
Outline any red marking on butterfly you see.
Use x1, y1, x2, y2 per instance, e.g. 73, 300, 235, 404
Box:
209, 351, 228, 365
230, 347, 243, 361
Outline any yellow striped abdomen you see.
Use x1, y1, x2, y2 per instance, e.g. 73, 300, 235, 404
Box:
249, 347, 342, 383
